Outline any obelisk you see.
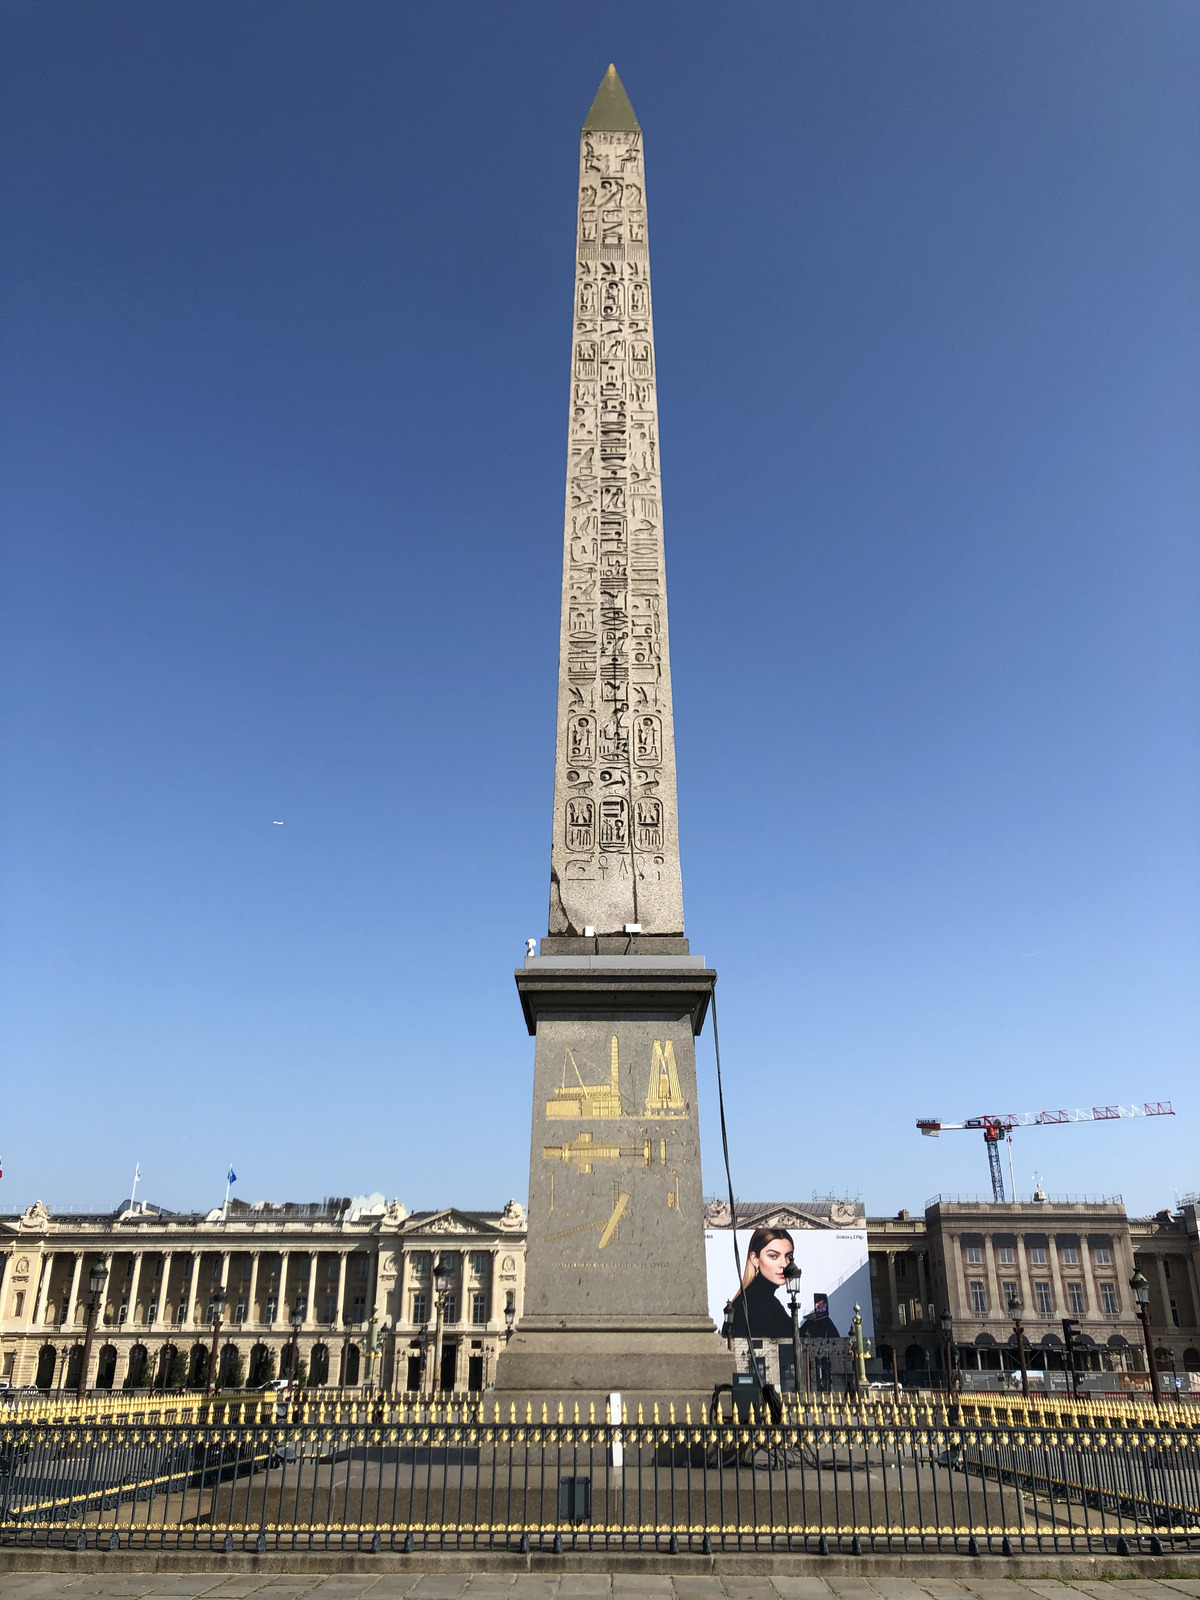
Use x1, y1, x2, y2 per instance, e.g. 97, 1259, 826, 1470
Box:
496, 67, 731, 1398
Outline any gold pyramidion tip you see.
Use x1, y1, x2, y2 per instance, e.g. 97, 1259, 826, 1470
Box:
583, 63, 640, 133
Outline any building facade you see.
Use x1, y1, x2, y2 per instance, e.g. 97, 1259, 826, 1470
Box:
3, 1189, 1195, 1394
868, 1193, 1200, 1391
0, 1196, 526, 1395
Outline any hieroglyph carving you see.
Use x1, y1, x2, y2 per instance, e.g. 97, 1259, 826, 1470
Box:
549, 128, 685, 935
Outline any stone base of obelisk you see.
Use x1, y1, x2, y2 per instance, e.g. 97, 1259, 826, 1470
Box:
493, 945, 733, 1400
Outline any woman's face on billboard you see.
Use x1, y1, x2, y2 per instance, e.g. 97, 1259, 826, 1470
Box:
751, 1237, 793, 1286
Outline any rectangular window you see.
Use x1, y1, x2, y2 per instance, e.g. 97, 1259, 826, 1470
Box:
265, 1295, 278, 1323
1171, 1299, 1180, 1327
897, 1302, 907, 1326
471, 1253, 490, 1276
1001, 1280, 1018, 1309
869, 1257, 879, 1279
13, 1292, 24, 1318
970, 1281, 987, 1314
234, 1300, 247, 1324
1029, 1246, 1047, 1266
147, 1302, 158, 1324
1067, 1282, 1085, 1315
356, 1256, 369, 1280
1061, 1246, 1079, 1266
1099, 1282, 1119, 1315
176, 1303, 187, 1325
896, 1256, 907, 1278
965, 1245, 982, 1265
293, 1297, 307, 1322
1035, 1282, 1052, 1315
912, 1299, 924, 1321
445, 1294, 458, 1324
1, 1353, 14, 1377
323, 1294, 336, 1323
471, 1292, 487, 1325
996, 1246, 1015, 1266
1164, 1260, 1172, 1279
351, 1295, 366, 1323
1094, 1246, 1112, 1266
413, 1293, 428, 1324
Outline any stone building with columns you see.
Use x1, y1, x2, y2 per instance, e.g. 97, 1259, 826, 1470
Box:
868, 1193, 1200, 1391
4, 1187, 1196, 1395
0, 1195, 527, 1395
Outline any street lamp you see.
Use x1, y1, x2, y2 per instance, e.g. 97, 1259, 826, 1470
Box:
207, 1282, 227, 1395
784, 1261, 803, 1401
287, 1309, 303, 1390
429, 1255, 454, 1396
76, 1260, 109, 1400
1007, 1293, 1030, 1398
1129, 1270, 1162, 1409
503, 1300, 516, 1346
940, 1309, 955, 1396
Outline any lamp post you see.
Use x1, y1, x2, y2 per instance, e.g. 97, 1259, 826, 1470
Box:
429, 1255, 454, 1396
1130, 1270, 1162, 1408
287, 1309, 303, 1391
940, 1309, 955, 1397
1008, 1293, 1030, 1398
417, 1322, 430, 1395
503, 1300, 516, 1346
783, 1261, 803, 1401
850, 1304, 869, 1397
365, 1304, 380, 1390
207, 1283, 227, 1395
76, 1260, 109, 1400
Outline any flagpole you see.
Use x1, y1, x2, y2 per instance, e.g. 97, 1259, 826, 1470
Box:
224, 1167, 232, 1220
130, 1163, 141, 1210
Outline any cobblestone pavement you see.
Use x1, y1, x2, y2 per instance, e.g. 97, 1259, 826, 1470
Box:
1, 1577, 1199, 1600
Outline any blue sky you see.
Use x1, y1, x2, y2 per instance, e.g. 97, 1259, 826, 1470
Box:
2, 1, 1196, 1220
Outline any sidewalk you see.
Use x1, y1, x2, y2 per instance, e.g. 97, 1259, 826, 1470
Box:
2, 1575, 1200, 1600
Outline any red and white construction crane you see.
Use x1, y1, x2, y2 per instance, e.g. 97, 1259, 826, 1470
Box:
916, 1102, 1175, 1202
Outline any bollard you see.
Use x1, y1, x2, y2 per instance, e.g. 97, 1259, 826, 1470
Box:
851, 1535, 863, 1555
968, 1536, 980, 1556
670, 1533, 679, 1554
553, 1533, 563, 1554
520, 1533, 530, 1554
371, 1533, 381, 1554
819, 1535, 830, 1555
702, 1534, 713, 1555
1001, 1536, 1014, 1556
404, 1532, 415, 1553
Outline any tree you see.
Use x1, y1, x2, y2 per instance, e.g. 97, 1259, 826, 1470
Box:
167, 1349, 187, 1390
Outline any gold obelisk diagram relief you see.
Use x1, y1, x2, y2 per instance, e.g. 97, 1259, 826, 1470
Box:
499, 69, 731, 1397
548, 63, 685, 937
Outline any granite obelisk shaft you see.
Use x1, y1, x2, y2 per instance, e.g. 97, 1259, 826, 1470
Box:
497, 69, 730, 1398
548, 66, 684, 939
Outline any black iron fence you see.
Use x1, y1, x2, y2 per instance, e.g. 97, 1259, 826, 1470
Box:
2, 1406, 1198, 1556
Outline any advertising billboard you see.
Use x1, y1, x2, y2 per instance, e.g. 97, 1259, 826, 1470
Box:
704, 1224, 873, 1348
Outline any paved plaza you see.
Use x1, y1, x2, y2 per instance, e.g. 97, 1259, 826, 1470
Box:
1, 1575, 1200, 1600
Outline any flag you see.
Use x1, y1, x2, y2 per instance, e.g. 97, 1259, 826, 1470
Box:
134, 1163, 141, 1183
227, 1166, 237, 1184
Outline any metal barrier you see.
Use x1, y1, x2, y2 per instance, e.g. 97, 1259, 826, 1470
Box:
1, 1404, 1198, 1555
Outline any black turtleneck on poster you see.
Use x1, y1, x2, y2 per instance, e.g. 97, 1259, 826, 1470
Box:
727, 1273, 794, 1340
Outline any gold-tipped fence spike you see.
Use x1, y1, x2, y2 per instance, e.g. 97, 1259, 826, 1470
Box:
685, 1402, 692, 1424
542, 1402, 548, 1424
669, 1402, 675, 1423
556, 1401, 563, 1424
637, 1403, 644, 1423
589, 1401, 595, 1423
652, 1402, 660, 1423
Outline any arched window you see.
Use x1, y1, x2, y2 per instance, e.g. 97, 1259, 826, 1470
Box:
249, 1344, 273, 1386
157, 1344, 179, 1387
126, 1345, 149, 1388
310, 1344, 329, 1386
96, 1345, 118, 1390
188, 1344, 210, 1388
1183, 1348, 1200, 1373
66, 1345, 84, 1391
904, 1344, 926, 1371
35, 1345, 56, 1390
344, 1344, 360, 1386
218, 1343, 243, 1388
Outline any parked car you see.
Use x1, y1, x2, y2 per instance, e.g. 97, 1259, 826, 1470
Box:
255, 1378, 289, 1391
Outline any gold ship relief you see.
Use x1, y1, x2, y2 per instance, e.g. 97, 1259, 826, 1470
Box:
545, 1037, 629, 1120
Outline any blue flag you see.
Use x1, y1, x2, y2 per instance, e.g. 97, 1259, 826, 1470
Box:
227, 1166, 237, 1184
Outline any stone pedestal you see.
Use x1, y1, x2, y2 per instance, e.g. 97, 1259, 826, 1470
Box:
494, 946, 732, 1398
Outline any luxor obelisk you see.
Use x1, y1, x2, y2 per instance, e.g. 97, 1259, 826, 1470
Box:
496, 67, 731, 1397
